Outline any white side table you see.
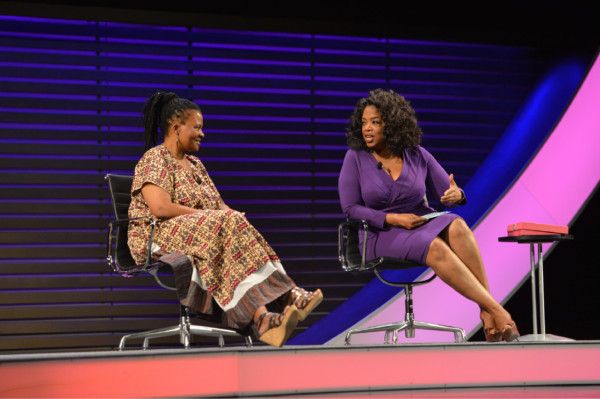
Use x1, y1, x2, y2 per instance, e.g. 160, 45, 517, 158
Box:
499, 234, 574, 342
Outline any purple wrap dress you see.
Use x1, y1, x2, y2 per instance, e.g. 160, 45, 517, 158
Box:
338, 147, 464, 264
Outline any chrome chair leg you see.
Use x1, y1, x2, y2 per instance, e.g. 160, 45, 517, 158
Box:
345, 321, 408, 345
118, 325, 183, 351
346, 319, 466, 345
119, 322, 251, 350
410, 320, 466, 343
118, 307, 252, 350
181, 312, 191, 349
345, 284, 467, 345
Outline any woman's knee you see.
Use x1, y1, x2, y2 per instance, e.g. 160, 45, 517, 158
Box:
448, 218, 472, 241
426, 237, 452, 266
222, 209, 246, 224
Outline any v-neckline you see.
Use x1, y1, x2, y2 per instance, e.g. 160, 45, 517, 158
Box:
162, 144, 199, 180
371, 151, 404, 182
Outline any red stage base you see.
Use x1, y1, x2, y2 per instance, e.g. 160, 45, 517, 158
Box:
1, 341, 600, 398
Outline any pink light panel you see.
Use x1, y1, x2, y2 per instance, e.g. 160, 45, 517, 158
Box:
1, 344, 600, 397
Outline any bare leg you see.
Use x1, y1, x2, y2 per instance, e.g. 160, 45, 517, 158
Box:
426, 236, 515, 334
253, 305, 275, 335
280, 287, 323, 321
253, 304, 293, 335
252, 304, 298, 347
439, 219, 498, 335
253, 305, 268, 326
439, 219, 489, 290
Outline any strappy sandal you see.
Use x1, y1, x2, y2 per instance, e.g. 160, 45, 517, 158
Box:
253, 305, 299, 348
288, 287, 323, 321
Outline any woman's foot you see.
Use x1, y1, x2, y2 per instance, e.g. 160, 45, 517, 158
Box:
253, 305, 299, 348
489, 307, 520, 342
480, 309, 501, 342
286, 287, 323, 321
501, 322, 520, 342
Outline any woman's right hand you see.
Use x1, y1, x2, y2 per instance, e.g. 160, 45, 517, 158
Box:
385, 213, 428, 229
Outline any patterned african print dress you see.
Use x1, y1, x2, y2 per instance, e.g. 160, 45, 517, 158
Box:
127, 144, 295, 329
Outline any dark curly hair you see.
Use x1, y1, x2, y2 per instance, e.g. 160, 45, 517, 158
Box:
141, 91, 201, 151
346, 89, 422, 156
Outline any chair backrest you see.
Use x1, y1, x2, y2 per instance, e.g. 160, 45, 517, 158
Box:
107, 174, 134, 220
106, 174, 139, 271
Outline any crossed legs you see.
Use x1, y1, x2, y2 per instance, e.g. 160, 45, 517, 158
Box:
426, 218, 517, 340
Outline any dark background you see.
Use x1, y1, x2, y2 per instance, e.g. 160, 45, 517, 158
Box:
3, 1, 599, 48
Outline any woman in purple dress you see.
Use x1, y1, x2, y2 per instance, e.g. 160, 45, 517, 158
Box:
338, 89, 519, 342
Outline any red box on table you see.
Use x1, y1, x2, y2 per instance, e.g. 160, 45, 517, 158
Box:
507, 222, 568, 236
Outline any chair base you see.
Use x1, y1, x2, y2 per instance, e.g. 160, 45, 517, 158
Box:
118, 308, 252, 350
338, 220, 468, 346
344, 283, 466, 345
345, 318, 466, 345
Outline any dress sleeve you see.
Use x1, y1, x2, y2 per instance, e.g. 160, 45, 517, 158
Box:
421, 146, 466, 207
131, 148, 173, 197
338, 150, 388, 229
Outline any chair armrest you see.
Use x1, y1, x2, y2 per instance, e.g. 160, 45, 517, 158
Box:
339, 219, 435, 284
106, 216, 156, 274
107, 216, 177, 291
338, 219, 370, 272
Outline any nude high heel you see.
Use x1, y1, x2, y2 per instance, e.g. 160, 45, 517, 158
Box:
501, 323, 520, 342
484, 328, 502, 342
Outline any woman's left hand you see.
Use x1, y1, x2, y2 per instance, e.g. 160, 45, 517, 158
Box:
220, 200, 246, 216
220, 200, 232, 211
440, 174, 464, 205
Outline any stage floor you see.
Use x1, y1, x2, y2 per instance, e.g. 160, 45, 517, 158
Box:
1, 340, 600, 398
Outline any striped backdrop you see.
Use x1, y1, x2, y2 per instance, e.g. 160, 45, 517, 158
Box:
0, 15, 549, 351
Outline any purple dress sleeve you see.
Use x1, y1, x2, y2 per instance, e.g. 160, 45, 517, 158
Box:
338, 150, 388, 229
338, 147, 466, 263
420, 147, 466, 208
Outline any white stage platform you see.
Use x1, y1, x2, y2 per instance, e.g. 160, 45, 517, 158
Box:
1, 340, 600, 398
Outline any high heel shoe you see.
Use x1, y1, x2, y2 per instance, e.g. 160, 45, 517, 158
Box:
501, 323, 520, 342
480, 310, 501, 342
253, 305, 299, 348
484, 328, 502, 342
287, 287, 323, 321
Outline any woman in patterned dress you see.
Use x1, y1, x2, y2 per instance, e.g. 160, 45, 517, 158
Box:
127, 92, 322, 347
